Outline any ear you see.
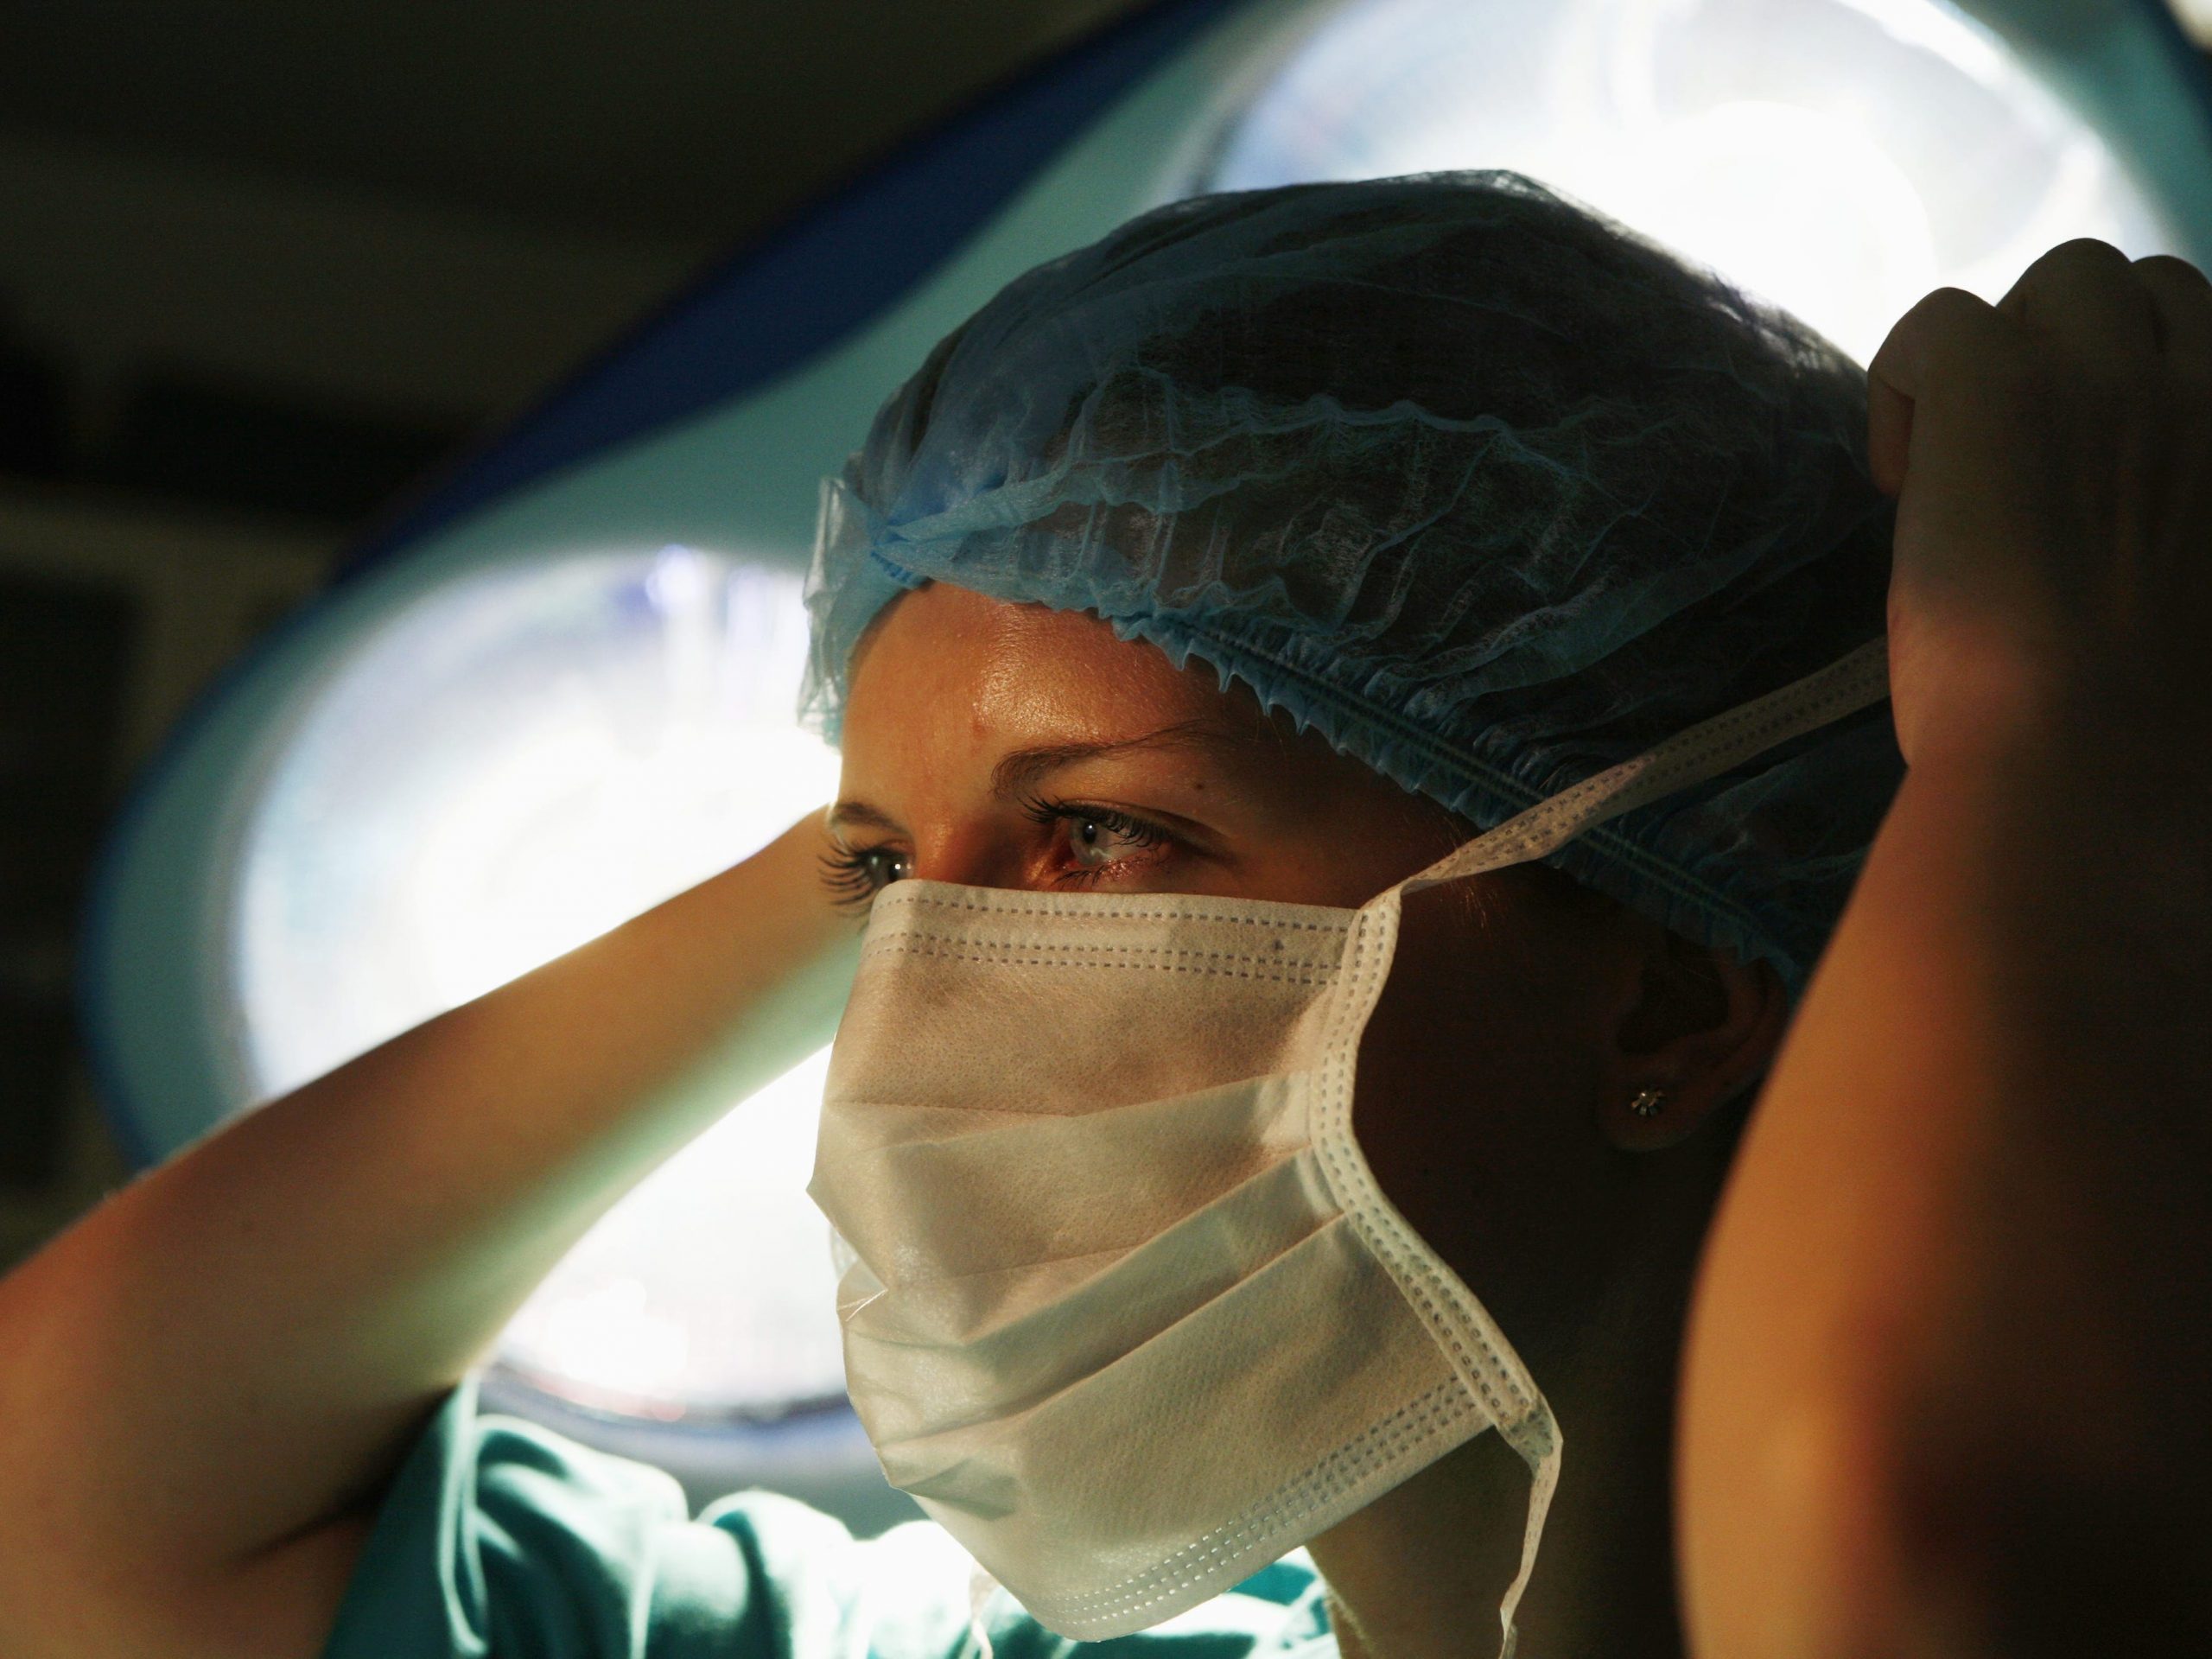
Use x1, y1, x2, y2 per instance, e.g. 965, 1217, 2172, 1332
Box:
1599, 927, 1791, 1152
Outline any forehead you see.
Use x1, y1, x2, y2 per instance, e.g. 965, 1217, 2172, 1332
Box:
841, 582, 1267, 760
834, 582, 1471, 888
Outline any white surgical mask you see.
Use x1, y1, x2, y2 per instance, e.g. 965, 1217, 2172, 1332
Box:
809, 639, 1889, 1656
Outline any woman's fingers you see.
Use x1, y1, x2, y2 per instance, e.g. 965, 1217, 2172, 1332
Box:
1993, 238, 2161, 379
2134, 254, 2212, 388
1866, 287, 2014, 498
1871, 247, 2211, 499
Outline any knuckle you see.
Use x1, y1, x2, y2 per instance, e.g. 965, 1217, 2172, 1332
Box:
2133, 252, 2212, 290
2134, 257, 2212, 389
2036, 236, 2132, 274
2002, 240, 2138, 326
1917, 284, 1994, 322
1873, 286, 2006, 367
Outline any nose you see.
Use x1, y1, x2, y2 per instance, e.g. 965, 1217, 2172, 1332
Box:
905, 822, 1028, 891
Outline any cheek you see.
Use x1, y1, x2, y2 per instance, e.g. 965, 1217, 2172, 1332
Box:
1351, 893, 1618, 1361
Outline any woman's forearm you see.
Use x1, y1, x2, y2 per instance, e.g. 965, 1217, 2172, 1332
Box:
0, 811, 855, 1593
1679, 707, 2212, 1656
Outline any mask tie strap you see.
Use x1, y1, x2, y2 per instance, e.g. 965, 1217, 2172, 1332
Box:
1496, 1423, 1560, 1659
1401, 637, 1891, 898
962, 1564, 1001, 1659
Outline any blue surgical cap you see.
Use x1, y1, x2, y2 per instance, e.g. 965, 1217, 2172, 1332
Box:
802, 171, 1903, 993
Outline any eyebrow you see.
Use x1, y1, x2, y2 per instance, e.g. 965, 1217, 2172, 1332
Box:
987, 720, 1249, 798
825, 800, 904, 836
828, 720, 1254, 838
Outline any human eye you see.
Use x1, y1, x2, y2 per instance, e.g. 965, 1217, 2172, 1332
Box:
1019, 796, 1177, 885
820, 842, 911, 912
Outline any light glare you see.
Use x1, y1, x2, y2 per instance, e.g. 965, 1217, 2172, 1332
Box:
1211, 0, 2178, 364
233, 550, 849, 1417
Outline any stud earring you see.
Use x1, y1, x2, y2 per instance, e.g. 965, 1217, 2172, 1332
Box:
1628, 1087, 1668, 1119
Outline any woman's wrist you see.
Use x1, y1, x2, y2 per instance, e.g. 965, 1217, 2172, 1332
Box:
1900, 630, 2212, 817
1883, 662, 2212, 1122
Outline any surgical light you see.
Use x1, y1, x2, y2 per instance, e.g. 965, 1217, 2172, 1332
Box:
1207, 0, 2180, 365
234, 545, 847, 1420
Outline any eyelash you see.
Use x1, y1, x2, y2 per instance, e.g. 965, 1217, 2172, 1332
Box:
1017, 795, 1173, 883
819, 798, 1179, 912
819, 846, 906, 912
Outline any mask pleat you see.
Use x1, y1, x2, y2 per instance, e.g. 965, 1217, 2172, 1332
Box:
811, 1074, 1308, 1282
842, 1151, 1341, 1433
873, 1213, 1474, 1591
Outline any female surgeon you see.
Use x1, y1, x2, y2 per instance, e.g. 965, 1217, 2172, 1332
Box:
3, 173, 2208, 1659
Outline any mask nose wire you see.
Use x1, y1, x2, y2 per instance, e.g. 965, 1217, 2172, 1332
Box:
1396, 638, 1891, 899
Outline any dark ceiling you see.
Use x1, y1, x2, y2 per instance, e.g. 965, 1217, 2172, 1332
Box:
0, 1, 1148, 249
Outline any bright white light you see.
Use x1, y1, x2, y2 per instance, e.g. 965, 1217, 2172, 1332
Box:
1596, 99, 1939, 366
232, 548, 849, 1417
2168, 0, 2212, 49
1211, 0, 2180, 365
499, 1047, 842, 1416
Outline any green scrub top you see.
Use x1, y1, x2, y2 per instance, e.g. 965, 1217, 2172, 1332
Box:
320, 1374, 1336, 1659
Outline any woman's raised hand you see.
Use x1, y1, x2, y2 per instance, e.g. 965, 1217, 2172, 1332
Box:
1683, 240, 2212, 1659
1869, 238, 2212, 771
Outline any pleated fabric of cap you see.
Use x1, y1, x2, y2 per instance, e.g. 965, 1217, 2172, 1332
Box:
800, 170, 1903, 993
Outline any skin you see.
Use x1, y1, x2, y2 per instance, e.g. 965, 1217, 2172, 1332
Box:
1681, 241, 2212, 1656
832, 580, 1791, 1659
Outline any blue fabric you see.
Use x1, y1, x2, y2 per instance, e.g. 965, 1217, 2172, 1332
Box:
321, 1376, 1334, 1659
801, 171, 1903, 991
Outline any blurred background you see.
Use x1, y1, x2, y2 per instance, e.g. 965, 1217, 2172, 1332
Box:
6, 0, 2212, 1524
0, 0, 1138, 1267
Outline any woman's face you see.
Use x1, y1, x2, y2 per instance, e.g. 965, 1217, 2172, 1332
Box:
832, 581, 1787, 1382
